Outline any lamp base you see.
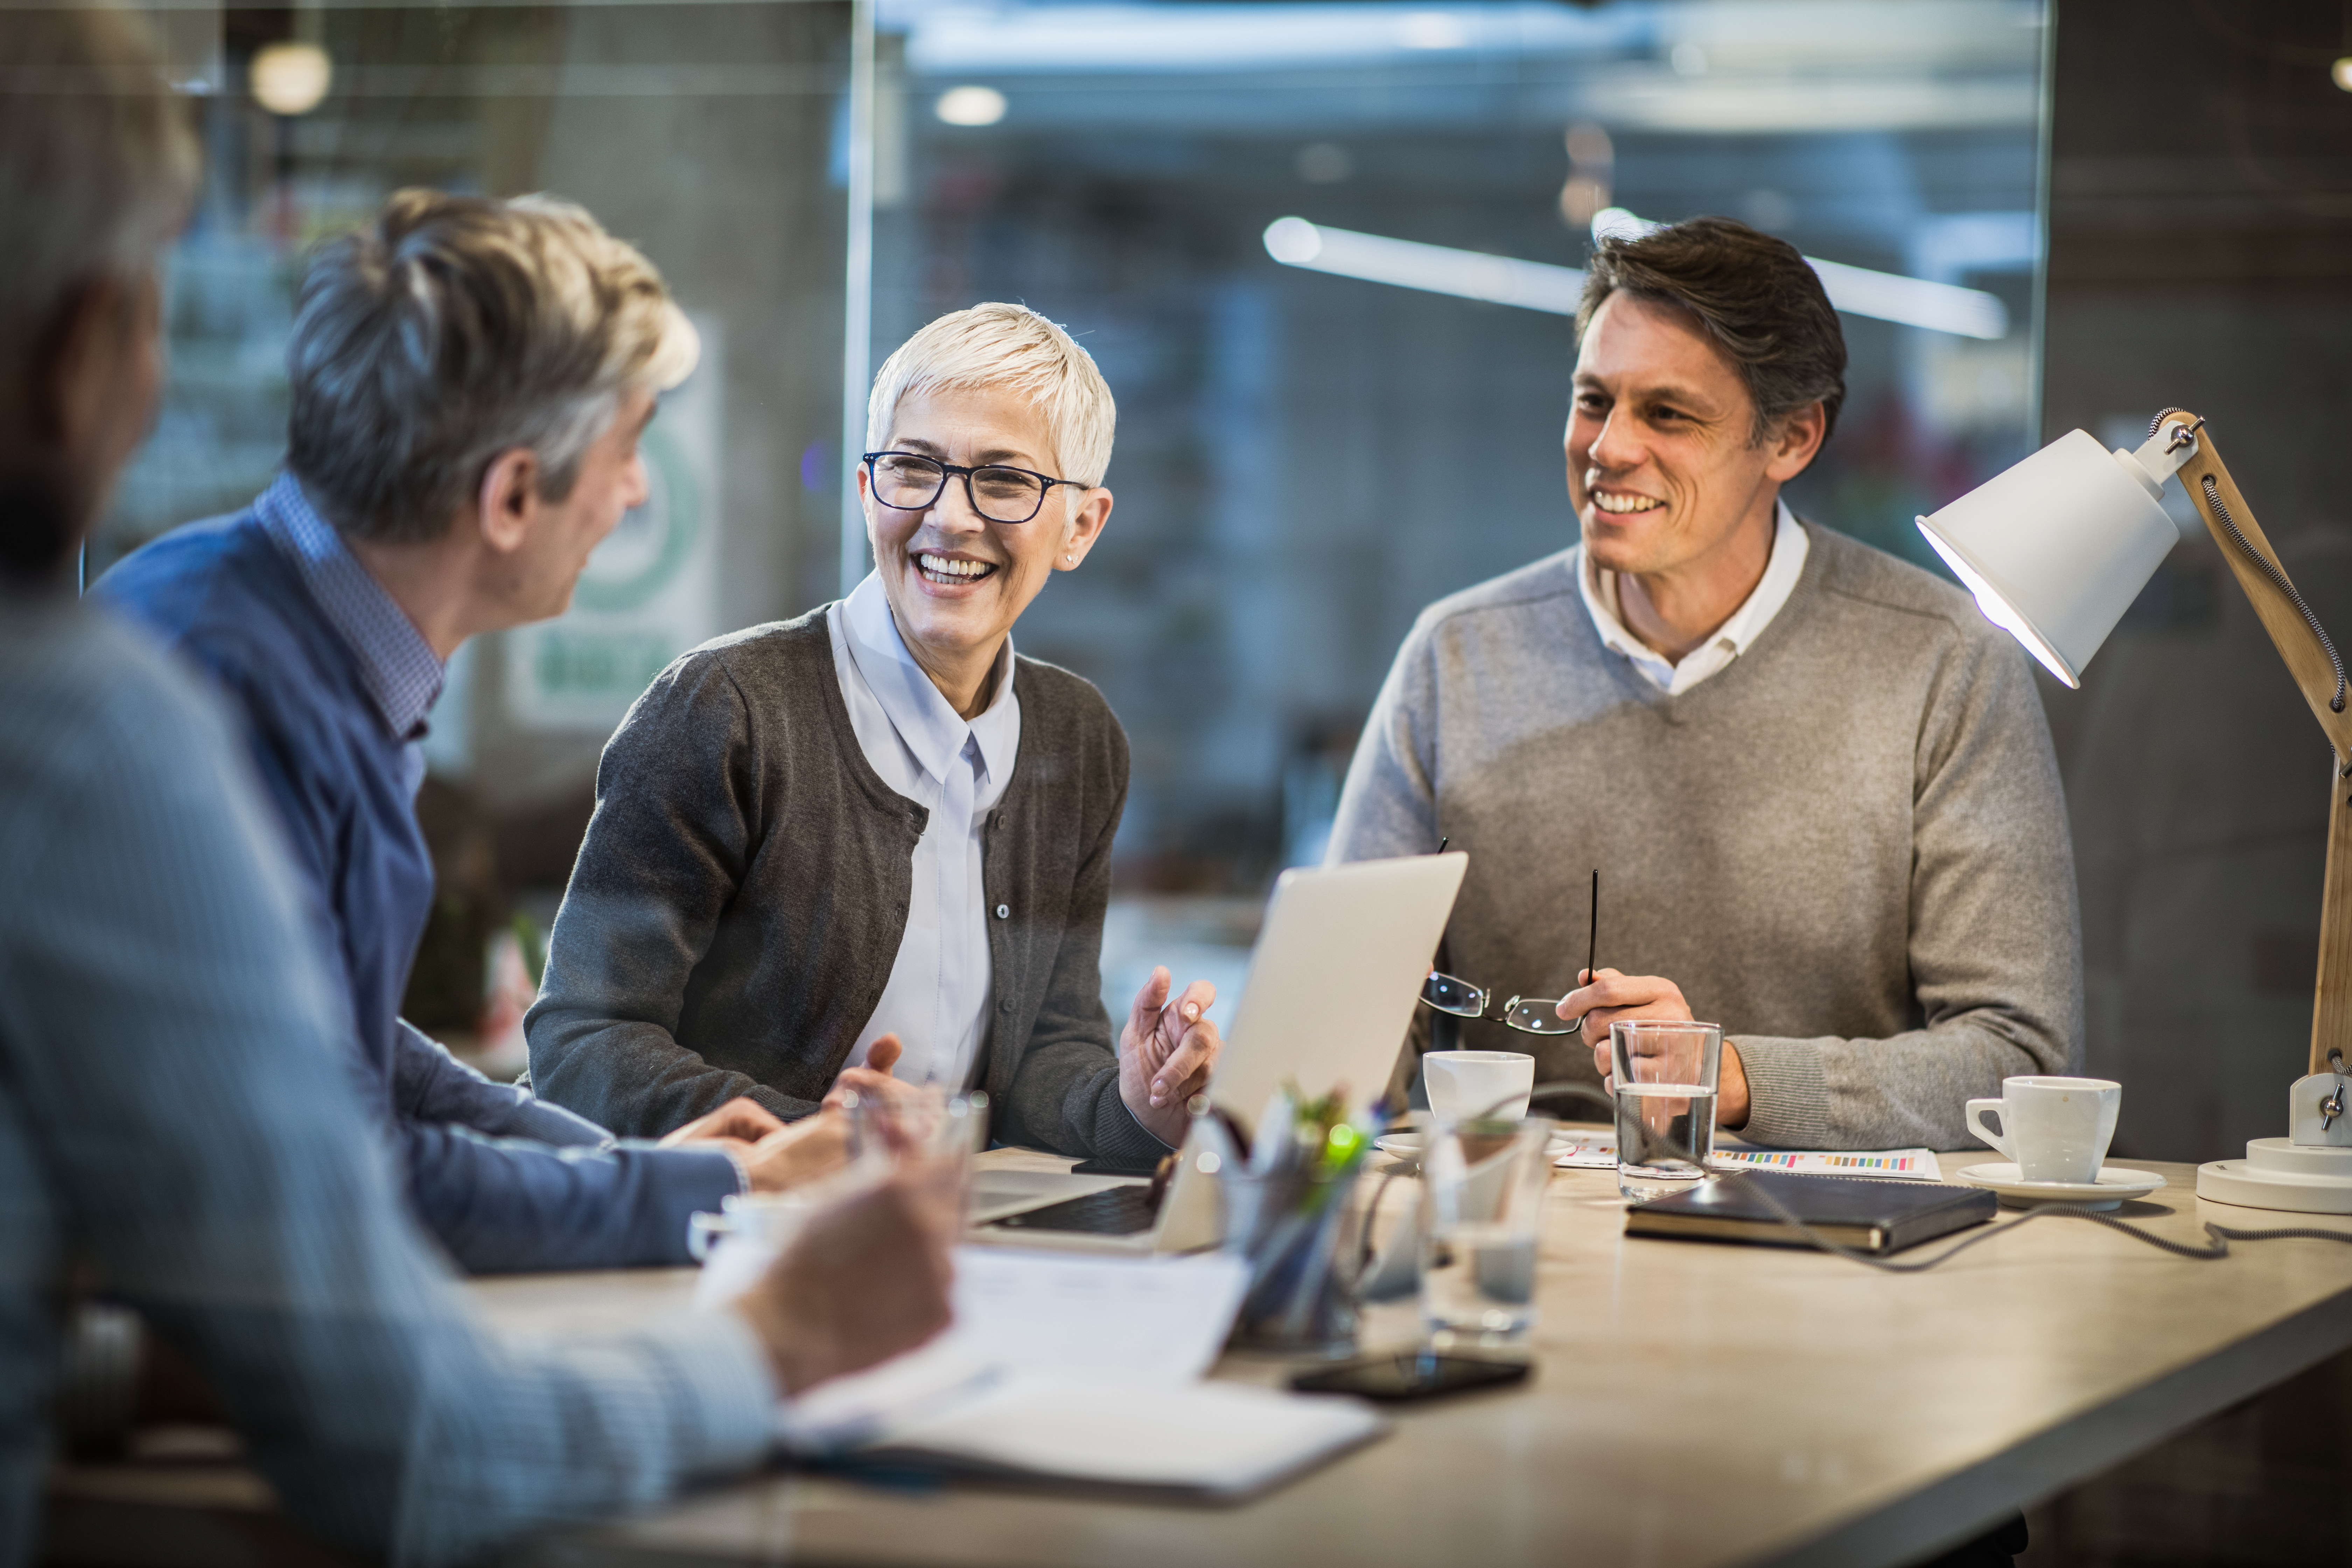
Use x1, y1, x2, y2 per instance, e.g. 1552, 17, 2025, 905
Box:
2196, 1138, 2352, 1214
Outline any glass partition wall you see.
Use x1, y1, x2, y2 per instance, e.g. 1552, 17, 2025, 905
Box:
103, 0, 851, 1060
867, 0, 2049, 1011
106, 0, 2049, 1051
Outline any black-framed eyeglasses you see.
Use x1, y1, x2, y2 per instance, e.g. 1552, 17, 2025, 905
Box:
1419, 972, 1579, 1036
862, 450, 1086, 525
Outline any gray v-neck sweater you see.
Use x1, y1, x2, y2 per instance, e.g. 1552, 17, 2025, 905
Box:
525, 610, 1164, 1166
1329, 523, 2083, 1151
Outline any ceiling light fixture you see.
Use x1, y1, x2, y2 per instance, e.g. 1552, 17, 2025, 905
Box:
1264, 213, 2012, 340
934, 85, 1007, 126
250, 41, 332, 117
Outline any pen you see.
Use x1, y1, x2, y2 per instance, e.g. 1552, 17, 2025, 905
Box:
1586, 868, 1599, 985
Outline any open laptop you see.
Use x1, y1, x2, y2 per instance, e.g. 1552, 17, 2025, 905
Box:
968, 850, 1467, 1253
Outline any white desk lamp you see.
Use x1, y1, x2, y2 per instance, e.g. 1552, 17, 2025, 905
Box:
1918, 411, 2352, 1213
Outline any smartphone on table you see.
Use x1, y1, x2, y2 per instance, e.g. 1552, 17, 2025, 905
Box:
1290, 1350, 1530, 1402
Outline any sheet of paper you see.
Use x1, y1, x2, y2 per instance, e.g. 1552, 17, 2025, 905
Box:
1553, 1128, 1617, 1169
863, 1374, 1386, 1499
948, 1246, 1249, 1384
1705, 1147, 1944, 1181
769, 1247, 1252, 1448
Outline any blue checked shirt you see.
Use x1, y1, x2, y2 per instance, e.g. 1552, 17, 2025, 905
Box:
96, 479, 744, 1272
0, 588, 773, 1564
256, 474, 446, 784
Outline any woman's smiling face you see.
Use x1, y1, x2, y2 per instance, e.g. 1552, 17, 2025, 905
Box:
862, 382, 1111, 698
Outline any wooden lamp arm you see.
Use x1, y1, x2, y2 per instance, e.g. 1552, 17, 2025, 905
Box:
2169, 413, 2352, 1074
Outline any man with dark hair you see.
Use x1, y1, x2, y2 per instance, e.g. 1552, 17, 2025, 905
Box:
1330, 216, 2082, 1150
0, 8, 950, 1560
97, 189, 863, 1272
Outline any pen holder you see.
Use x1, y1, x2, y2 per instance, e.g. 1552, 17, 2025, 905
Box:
1217, 1165, 1366, 1357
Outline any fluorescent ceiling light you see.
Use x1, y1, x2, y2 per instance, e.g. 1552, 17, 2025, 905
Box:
1805, 256, 2007, 339
1261, 217, 1586, 314
1262, 214, 2011, 340
1396, 10, 1470, 48
902, 4, 1648, 75
935, 83, 1008, 124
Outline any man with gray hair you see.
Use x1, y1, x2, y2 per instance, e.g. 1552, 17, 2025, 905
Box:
2, 7, 950, 1560
1331, 216, 2081, 1152
98, 189, 853, 1270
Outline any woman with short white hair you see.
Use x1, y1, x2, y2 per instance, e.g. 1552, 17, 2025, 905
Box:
528, 302, 1221, 1163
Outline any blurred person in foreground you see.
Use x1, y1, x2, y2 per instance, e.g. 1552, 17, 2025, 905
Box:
0, 9, 950, 1561
528, 303, 1220, 1162
1329, 217, 2081, 1151
97, 191, 852, 1272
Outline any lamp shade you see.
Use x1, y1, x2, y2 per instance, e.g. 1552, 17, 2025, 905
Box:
1915, 428, 2180, 688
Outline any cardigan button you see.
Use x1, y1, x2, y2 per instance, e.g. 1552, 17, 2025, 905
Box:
998, 998, 1013, 1013
995, 903, 1010, 919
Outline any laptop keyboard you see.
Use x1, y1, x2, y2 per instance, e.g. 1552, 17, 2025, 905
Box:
988, 1184, 1162, 1236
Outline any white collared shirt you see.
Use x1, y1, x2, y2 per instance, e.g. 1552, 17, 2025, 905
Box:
827, 574, 1021, 1090
1575, 498, 1809, 695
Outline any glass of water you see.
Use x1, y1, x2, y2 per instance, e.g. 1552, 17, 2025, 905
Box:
845, 1085, 989, 1224
1611, 1020, 1722, 1201
1418, 1116, 1554, 1349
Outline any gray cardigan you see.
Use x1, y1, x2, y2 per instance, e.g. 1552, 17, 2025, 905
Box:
525, 610, 1166, 1166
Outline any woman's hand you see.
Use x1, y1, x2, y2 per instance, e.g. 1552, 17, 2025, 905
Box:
1118, 965, 1220, 1147
821, 1034, 922, 1115
660, 1096, 788, 1148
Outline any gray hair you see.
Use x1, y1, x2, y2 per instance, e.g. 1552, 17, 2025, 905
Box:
0, 5, 197, 390
285, 190, 699, 544
867, 302, 1115, 488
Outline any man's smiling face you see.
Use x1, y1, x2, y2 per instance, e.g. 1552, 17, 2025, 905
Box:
863, 382, 1106, 682
1566, 291, 1785, 580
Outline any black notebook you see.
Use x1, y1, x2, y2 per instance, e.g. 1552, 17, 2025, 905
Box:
1624, 1170, 1996, 1256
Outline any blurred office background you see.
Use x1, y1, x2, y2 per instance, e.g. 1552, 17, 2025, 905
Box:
98, 0, 2352, 1178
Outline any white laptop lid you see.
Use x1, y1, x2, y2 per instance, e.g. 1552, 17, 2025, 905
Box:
1204, 852, 1466, 1124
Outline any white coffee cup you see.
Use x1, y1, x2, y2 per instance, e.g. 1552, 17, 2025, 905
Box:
1965, 1076, 2122, 1184
1423, 1050, 1535, 1124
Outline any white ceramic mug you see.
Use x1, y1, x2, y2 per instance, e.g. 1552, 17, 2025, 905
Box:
1423, 1050, 1535, 1124
1965, 1076, 2122, 1184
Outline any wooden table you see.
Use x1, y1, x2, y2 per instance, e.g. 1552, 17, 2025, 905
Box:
44, 1149, 2352, 1568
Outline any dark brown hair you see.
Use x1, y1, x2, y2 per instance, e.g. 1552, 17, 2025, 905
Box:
1576, 215, 1847, 449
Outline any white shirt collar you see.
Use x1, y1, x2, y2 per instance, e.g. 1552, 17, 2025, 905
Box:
1576, 498, 1809, 696
839, 572, 1018, 788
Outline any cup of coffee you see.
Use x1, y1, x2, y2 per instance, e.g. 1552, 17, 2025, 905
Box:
1423, 1050, 1535, 1124
1965, 1076, 2122, 1184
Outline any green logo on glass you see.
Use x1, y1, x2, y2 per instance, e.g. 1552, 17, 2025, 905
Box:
572, 420, 700, 615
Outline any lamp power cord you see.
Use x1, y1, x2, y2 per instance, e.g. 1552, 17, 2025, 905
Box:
1406, 1081, 2352, 1275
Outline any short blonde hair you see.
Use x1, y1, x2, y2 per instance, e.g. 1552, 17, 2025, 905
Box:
0, 4, 197, 386
867, 302, 1115, 488
286, 190, 699, 544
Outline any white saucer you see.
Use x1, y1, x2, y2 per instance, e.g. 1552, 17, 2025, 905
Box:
1951, 1162, 2166, 1211
1375, 1130, 1577, 1163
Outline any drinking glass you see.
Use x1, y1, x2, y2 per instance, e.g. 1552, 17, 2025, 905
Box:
1418, 1116, 1554, 1348
1611, 1020, 1722, 1201
845, 1085, 989, 1225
